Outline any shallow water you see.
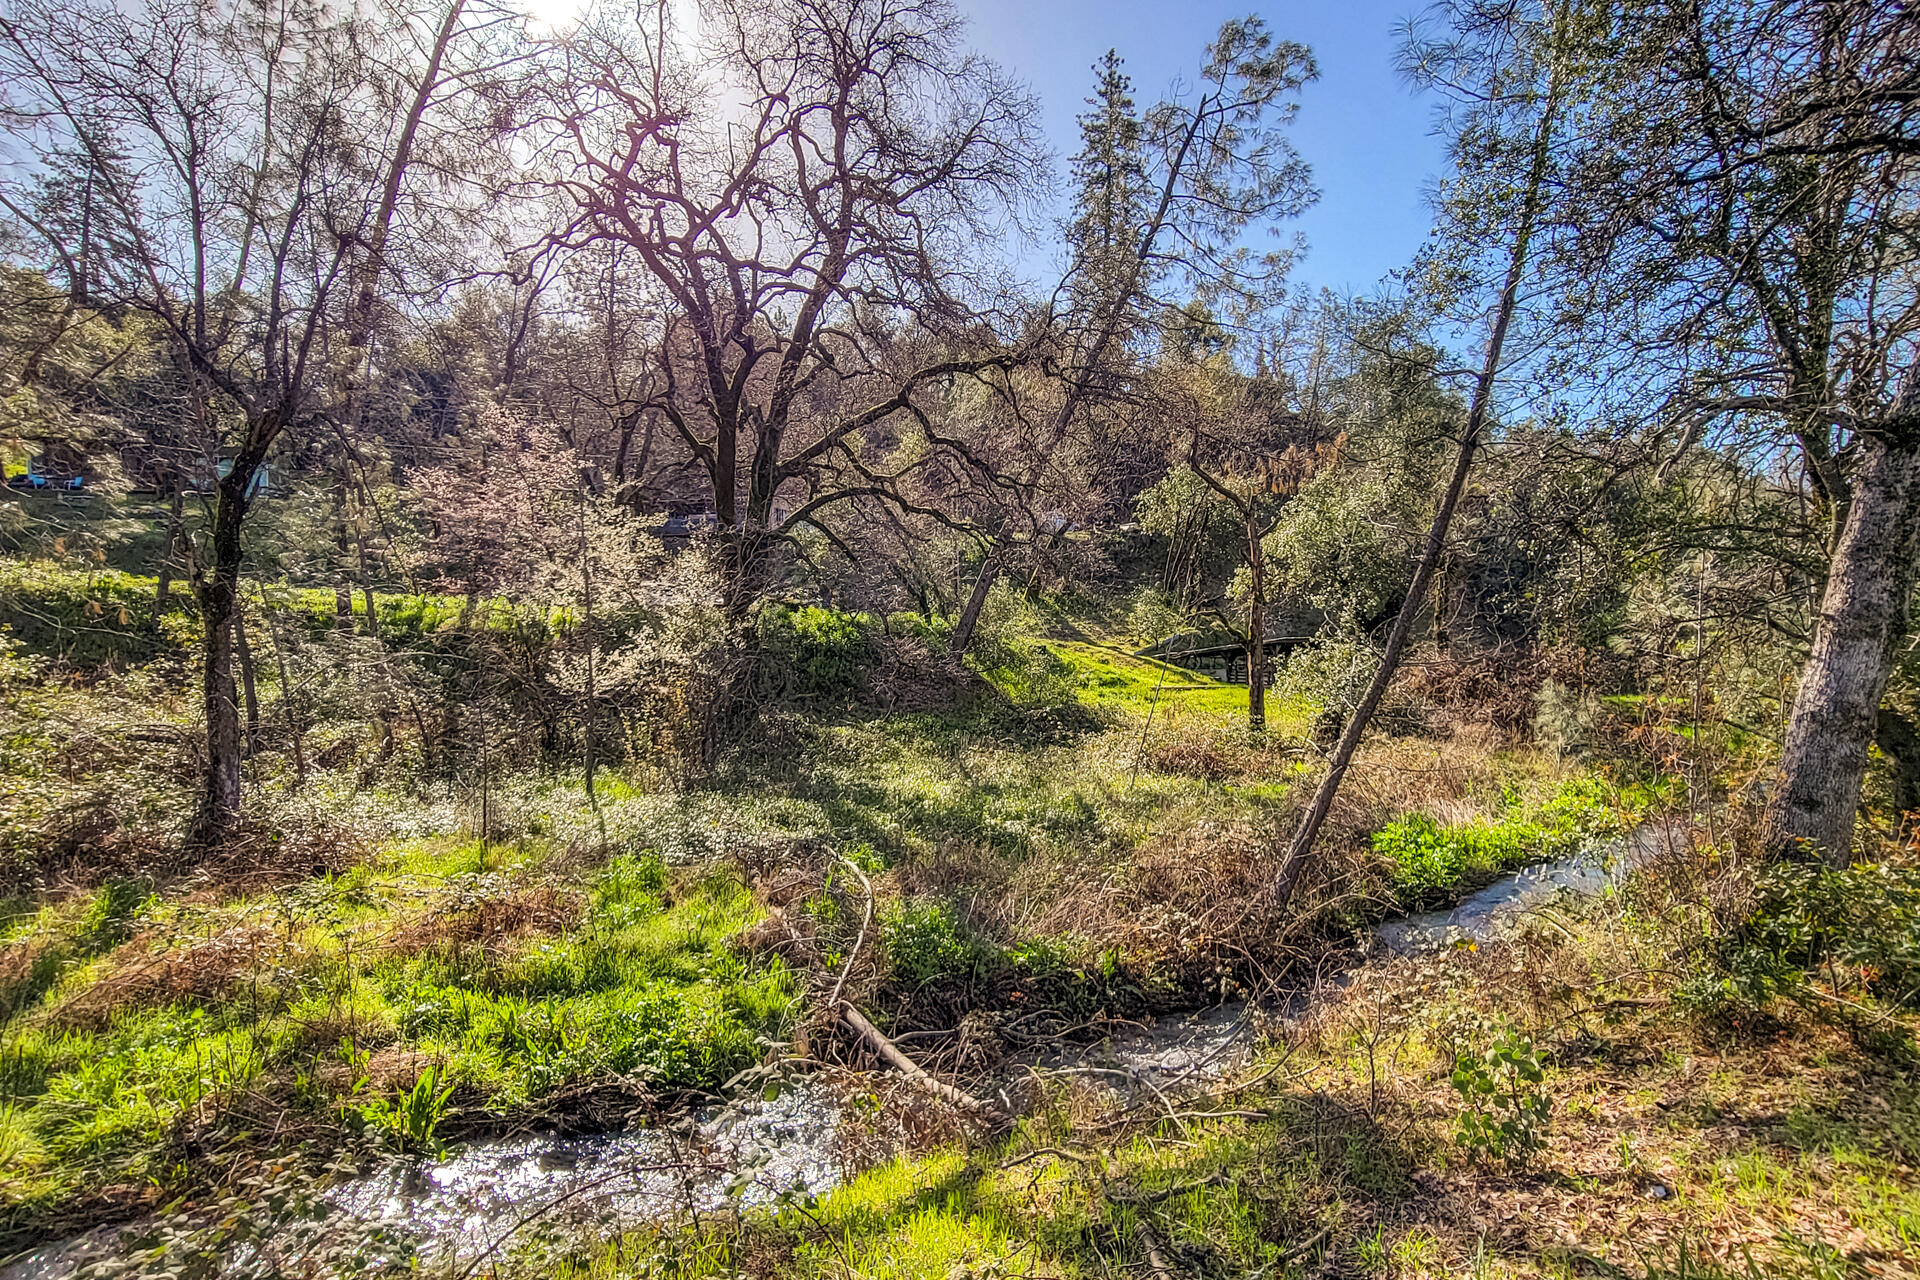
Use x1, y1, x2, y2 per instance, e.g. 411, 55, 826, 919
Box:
0, 1083, 846, 1280
1370, 826, 1662, 956
328, 1078, 844, 1266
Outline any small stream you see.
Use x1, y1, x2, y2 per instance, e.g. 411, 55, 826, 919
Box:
1372, 824, 1662, 955
331, 1079, 845, 1256
2, 829, 1662, 1279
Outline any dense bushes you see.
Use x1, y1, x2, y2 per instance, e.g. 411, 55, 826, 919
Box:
756, 604, 877, 701
1686, 859, 1920, 1016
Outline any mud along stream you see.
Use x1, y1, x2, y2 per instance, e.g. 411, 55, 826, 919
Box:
0, 830, 1660, 1279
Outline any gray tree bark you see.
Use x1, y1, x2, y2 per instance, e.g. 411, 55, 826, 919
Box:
1763, 373, 1920, 863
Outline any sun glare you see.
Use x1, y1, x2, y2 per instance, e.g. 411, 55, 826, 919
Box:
520, 0, 589, 35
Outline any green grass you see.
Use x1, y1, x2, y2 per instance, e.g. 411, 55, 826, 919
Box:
0, 559, 536, 669
1044, 640, 1293, 726
1372, 776, 1628, 905
0, 838, 791, 1225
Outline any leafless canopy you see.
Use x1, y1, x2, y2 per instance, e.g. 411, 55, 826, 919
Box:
542, 0, 1051, 588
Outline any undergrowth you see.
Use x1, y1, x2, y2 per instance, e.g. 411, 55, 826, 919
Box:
1373, 776, 1627, 906
0, 839, 789, 1237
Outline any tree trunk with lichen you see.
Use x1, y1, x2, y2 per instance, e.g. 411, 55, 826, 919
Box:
1762, 407, 1920, 864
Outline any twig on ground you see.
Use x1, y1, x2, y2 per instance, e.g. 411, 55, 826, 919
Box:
1275, 1224, 1330, 1266
1134, 1219, 1178, 1280
1108, 1171, 1226, 1204
827, 855, 874, 1012
998, 1144, 1102, 1169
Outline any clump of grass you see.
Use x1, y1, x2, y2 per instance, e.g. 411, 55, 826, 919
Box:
1373, 776, 1624, 905
0, 844, 793, 1232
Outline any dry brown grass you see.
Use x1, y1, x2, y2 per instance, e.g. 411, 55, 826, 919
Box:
877, 723, 1538, 999
49, 924, 281, 1029
1142, 724, 1298, 782
383, 884, 582, 958
1284, 839, 1920, 1278
1400, 643, 1624, 738
0, 933, 58, 1021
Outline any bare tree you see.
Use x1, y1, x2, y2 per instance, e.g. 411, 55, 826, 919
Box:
542, 0, 1049, 614
1138, 326, 1339, 732
0, 0, 519, 842
947, 21, 1319, 654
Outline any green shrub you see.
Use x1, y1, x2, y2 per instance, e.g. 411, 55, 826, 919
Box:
1450, 1019, 1550, 1167
1126, 586, 1184, 646
758, 604, 875, 700
1683, 860, 1920, 1016
1533, 678, 1600, 761
1278, 635, 1380, 743
881, 901, 986, 987
359, 1064, 455, 1153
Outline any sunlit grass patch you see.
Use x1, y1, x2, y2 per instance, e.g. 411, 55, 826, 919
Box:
1371, 775, 1628, 905
1046, 640, 1305, 731
0, 842, 790, 1221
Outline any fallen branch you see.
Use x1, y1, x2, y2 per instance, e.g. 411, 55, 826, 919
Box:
840, 1002, 1010, 1130
1134, 1219, 1178, 1280
1276, 1225, 1330, 1267
1108, 1171, 1225, 1204
827, 856, 874, 1012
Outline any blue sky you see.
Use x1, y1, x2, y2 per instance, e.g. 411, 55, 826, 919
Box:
958, 0, 1449, 298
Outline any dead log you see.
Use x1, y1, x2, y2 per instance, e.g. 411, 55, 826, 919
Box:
839, 1002, 1010, 1130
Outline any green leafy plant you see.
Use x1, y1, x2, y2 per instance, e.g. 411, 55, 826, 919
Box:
364, 1065, 455, 1153
1450, 1020, 1550, 1167
757, 604, 875, 700
1683, 860, 1920, 1019
1374, 779, 1621, 904
881, 900, 985, 987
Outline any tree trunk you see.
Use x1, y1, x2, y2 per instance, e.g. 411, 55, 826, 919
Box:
263, 597, 307, 790
1246, 514, 1267, 734
578, 494, 606, 839
949, 549, 1000, 657
1875, 705, 1920, 830
152, 483, 182, 629
1762, 422, 1920, 863
346, 0, 467, 349
356, 532, 379, 638
188, 476, 251, 846
1267, 48, 1566, 906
